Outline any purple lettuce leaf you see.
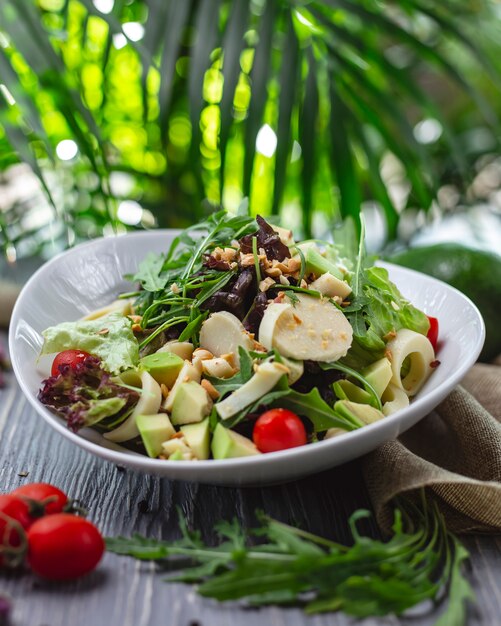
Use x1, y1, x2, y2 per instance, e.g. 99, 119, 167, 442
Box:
38, 355, 139, 432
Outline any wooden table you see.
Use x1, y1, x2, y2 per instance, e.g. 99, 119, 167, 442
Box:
1, 336, 500, 626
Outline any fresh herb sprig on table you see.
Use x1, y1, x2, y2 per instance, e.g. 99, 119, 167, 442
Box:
106, 497, 474, 625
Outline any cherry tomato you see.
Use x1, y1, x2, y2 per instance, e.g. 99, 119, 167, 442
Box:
0, 495, 33, 567
51, 350, 91, 377
11, 483, 68, 515
253, 409, 307, 453
27, 514, 104, 580
426, 316, 439, 351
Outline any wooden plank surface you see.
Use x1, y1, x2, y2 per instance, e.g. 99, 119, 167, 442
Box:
1, 355, 500, 625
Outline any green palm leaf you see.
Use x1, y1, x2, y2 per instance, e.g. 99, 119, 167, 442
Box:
0, 0, 499, 247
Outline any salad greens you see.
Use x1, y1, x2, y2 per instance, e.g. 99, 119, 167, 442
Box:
37, 209, 437, 460
38, 355, 139, 432
41, 313, 139, 374
106, 496, 474, 625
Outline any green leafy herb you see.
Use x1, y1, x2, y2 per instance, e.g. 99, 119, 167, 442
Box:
206, 347, 255, 399
106, 497, 474, 625
252, 235, 261, 284
284, 290, 300, 306
270, 385, 362, 432
130, 252, 168, 292
319, 361, 382, 411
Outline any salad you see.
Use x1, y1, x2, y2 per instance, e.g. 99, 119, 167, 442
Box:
37, 211, 439, 461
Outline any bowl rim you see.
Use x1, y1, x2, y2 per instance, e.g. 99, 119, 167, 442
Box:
9, 230, 486, 475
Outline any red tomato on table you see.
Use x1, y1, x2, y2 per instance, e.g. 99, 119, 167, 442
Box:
0, 494, 33, 567
27, 514, 104, 580
12, 483, 68, 515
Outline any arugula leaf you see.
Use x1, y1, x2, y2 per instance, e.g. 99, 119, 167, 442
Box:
106, 497, 475, 625
365, 267, 430, 336
132, 252, 168, 292
207, 347, 255, 399
434, 540, 475, 626
222, 388, 291, 428
319, 361, 382, 411
178, 312, 207, 343
271, 386, 362, 431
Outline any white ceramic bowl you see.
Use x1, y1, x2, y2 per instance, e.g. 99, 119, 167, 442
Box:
9, 230, 485, 485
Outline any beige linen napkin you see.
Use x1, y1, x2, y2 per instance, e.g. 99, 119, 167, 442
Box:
363, 361, 501, 534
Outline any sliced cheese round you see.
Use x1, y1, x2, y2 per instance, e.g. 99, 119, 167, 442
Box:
386, 329, 435, 397
258, 294, 353, 362
104, 370, 161, 442
258, 303, 293, 351
382, 383, 410, 416
199, 311, 253, 367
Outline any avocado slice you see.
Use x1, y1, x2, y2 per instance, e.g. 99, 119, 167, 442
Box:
135, 413, 175, 458
140, 351, 184, 387
362, 358, 392, 398
171, 381, 212, 425
211, 423, 261, 459
335, 400, 385, 426
333, 379, 374, 405
180, 418, 210, 460
169, 450, 184, 461
305, 247, 343, 279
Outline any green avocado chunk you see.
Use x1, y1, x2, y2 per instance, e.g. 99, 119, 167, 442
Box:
305, 247, 343, 280
211, 423, 261, 459
362, 358, 392, 398
140, 351, 184, 387
169, 450, 184, 461
135, 413, 175, 458
333, 380, 374, 405
171, 381, 212, 426
334, 400, 385, 426
180, 418, 210, 460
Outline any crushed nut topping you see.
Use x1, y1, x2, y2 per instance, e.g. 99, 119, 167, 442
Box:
201, 378, 220, 400
259, 277, 276, 292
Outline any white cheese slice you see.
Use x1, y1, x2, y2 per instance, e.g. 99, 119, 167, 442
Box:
258, 294, 353, 362
199, 311, 253, 367
386, 329, 435, 397
381, 383, 410, 416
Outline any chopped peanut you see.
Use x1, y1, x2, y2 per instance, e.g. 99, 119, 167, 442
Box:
160, 384, 169, 398
220, 352, 236, 367
201, 378, 220, 400
192, 348, 213, 361
259, 277, 276, 292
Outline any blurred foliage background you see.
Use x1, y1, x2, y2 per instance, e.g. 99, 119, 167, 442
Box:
0, 0, 501, 263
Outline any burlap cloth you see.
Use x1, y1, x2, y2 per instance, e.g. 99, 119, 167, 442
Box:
363, 359, 501, 534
